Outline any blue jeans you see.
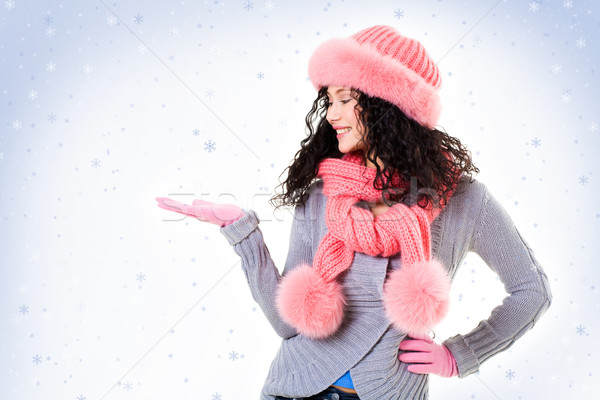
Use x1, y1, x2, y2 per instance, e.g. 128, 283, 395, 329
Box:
275, 386, 360, 400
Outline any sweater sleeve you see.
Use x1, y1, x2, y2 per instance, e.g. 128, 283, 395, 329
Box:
219, 201, 314, 339
443, 185, 552, 378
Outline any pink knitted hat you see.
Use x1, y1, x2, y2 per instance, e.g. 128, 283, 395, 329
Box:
308, 25, 442, 129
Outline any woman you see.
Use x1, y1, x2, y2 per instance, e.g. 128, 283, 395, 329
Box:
156, 25, 552, 400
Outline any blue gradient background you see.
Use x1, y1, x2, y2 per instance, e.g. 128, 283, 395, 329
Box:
1, 1, 598, 399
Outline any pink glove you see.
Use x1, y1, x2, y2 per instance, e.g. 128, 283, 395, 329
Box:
156, 197, 245, 227
398, 336, 458, 377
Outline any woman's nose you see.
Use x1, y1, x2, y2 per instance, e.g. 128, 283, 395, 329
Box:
327, 104, 340, 122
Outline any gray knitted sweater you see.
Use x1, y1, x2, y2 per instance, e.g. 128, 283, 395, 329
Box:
219, 177, 552, 399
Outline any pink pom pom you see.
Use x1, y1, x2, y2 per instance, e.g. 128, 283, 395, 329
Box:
276, 263, 346, 339
382, 258, 450, 337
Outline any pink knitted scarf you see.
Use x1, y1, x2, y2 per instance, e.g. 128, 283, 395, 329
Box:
276, 151, 453, 339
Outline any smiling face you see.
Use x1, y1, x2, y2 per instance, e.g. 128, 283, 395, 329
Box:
325, 86, 368, 154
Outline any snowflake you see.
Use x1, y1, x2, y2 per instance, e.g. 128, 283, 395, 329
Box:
32, 354, 43, 365
46, 62, 56, 72
77, 395, 87, 400
19, 305, 29, 314
243, 1, 254, 11
45, 27, 56, 37
205, 89, 215, 98
0, 152, 4, 161
82, 64, 93, 74
229, 351, 239, 361
563, 0, 573, 9
44, 15, 53, 25
47, 112, 57, 122
576, 37, 586, 48
576, 325, 586, 335
579, 175, 588, 185
257, 72, 264, 79
91, 159, 101, 168
212, 394, 222, 400
529, 2, 539, 11
192, 129, 200, 136
133, 14, 143, 24
5, 0, 15, 10
531, 137, 541, 147
589, 122, 598, 132
265, 1, 274, 10
505, 369, 516, 379
394, 9, 404, 19
12, 120, 22, 130
28, 90, 38, 100
107, 15, 117, 26
137, 44, 147, 54
562, 88, 572, 103
204, 140, 216, 152
551, 64, 562, 74
136, 273, 146, 283
169, 27, 179, 37
122, 381, 133, 391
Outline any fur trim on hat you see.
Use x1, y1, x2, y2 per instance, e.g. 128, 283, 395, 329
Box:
308, 38, 441, 129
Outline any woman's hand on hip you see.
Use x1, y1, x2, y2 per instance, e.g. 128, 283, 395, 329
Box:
156, 197, 245, 227
398, 336, 459, 378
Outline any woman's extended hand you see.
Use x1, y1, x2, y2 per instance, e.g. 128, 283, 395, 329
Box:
398, 336, 458, 378
156, 197, 245, 227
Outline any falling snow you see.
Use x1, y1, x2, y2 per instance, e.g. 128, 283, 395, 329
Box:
82, 64, 94, 74
0, 3, 596, 399
204, 140, 216, 152
562, 87, 572, 103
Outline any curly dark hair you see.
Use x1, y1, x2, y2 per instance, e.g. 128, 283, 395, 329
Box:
269, 86, 479, 211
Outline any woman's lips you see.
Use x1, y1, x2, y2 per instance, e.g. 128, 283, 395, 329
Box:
336, 127, 351, 138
